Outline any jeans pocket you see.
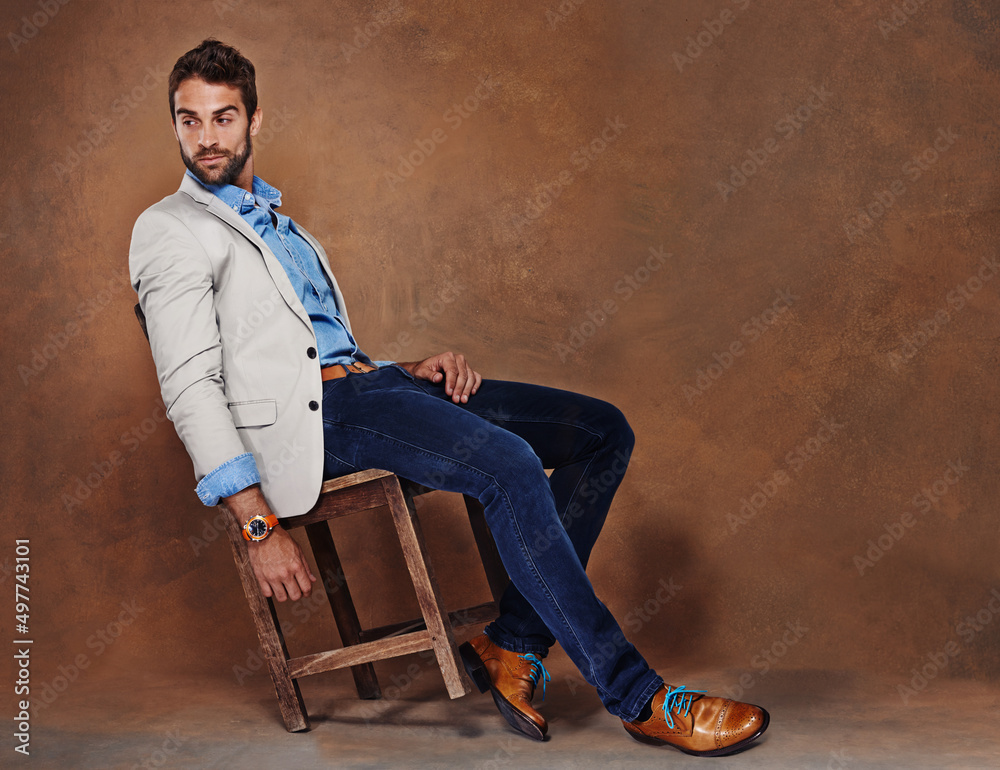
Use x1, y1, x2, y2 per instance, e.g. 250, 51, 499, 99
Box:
321, 373, 353, 403
388, 363, 418, 382
323, 449, 358, 480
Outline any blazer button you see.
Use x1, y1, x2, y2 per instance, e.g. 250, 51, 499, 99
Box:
309, 401, 319, 411
307, 347, 317, 359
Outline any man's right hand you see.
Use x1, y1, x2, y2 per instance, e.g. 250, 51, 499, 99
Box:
225, 486, 317, 602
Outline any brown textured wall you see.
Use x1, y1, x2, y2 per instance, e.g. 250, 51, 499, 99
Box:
2, 0, 998, 731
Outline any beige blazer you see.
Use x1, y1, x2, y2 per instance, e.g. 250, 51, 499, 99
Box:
130, 174, 362, 518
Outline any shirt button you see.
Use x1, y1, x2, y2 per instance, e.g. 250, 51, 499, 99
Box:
307, 347, 317, 359
309, 401, 319, 411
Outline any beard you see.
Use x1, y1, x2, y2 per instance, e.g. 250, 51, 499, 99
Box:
180, 127, 252, 187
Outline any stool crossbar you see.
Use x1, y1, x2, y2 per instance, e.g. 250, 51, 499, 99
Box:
221, 468, 509, 731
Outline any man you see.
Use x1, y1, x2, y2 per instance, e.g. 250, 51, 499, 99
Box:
130, 39, 769, 756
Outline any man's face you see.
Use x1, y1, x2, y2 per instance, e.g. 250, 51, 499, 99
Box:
172, 77, 261, 188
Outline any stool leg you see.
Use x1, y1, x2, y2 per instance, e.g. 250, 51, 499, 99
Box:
222, 510, 309, 732
304, 522, 382, 700
462, 494, 510, 605
383, 478, 471, 699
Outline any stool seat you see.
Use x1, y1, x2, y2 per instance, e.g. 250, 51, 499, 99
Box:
221, 468, 509, 732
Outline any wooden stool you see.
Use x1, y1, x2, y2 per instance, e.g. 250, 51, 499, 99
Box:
133, 303, 509, 730
220, 468, 509, 732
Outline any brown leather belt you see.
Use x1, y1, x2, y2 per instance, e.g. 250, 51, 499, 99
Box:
321, 362, 378, 381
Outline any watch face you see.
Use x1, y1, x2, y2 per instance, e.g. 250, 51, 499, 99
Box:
247, 518, 268, 538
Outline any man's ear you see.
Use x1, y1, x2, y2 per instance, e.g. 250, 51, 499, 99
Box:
171, 117, 179, 142
249, 107, 263, 138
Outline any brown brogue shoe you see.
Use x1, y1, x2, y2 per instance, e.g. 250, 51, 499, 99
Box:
623, 684, 769, 757
459, 633, 549, 740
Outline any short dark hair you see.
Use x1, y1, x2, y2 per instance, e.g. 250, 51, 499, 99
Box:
168, 38, 257, 121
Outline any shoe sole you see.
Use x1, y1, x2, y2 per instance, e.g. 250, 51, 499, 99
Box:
459, 642, 547, 741
625, 707, 770, 757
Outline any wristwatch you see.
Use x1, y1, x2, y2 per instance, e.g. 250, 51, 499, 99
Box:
242, 514, 279, 542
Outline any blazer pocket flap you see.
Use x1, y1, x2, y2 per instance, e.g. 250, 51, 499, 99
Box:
229, 399, 277, 428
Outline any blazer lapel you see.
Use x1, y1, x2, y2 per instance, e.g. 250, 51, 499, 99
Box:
178, 175, 313, 331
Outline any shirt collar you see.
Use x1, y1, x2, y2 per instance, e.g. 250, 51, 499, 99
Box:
184, 169, 283, 214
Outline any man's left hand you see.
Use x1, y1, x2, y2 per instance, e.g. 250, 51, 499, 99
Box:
399, 352, 482, 403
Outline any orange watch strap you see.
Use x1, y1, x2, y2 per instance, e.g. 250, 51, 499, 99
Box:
242, 513, 279, 541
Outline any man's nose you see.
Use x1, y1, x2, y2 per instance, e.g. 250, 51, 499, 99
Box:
198, 125, 219, 148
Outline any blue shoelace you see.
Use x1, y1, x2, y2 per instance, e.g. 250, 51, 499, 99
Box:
518, 653, 551, 700
661, 685, 705, 729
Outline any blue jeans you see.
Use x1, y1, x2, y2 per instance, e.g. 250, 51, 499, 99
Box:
321, 365, 663, 720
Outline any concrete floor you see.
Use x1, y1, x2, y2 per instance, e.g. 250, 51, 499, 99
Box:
29, 651, 1000, 769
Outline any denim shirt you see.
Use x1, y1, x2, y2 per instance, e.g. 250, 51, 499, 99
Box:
186, 170, 386, 506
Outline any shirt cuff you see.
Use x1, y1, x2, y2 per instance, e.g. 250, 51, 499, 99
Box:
195, 453, 261, 506
373, 360, 396, 367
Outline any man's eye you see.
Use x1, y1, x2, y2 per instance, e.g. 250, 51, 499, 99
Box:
218, 118, 231, 124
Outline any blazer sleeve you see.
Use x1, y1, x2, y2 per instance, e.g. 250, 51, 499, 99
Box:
129, 207, 251, 485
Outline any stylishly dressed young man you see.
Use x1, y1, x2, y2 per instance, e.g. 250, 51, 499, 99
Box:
130, 38, 769, 756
